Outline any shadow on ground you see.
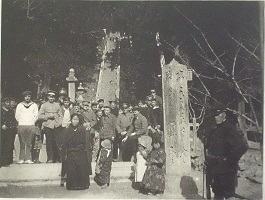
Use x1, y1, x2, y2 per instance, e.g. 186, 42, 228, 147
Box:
180, 176, 203, 199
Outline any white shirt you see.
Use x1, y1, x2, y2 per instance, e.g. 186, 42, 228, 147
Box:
62, 108, 71, 128
15, 102, 38, 125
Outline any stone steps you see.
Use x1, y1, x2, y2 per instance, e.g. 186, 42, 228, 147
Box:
0, 162, 134, 185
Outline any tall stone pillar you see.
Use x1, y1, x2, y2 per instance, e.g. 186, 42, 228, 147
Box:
162, 58, 191, 195
66, 68, 78, 103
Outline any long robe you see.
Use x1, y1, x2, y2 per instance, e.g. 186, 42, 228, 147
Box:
94, 148, 113, 186
141, 147, 166, 193
62, 125, 90, 190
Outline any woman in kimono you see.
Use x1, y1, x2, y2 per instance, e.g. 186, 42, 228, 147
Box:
141, 137, 166, 196
62, 113, 90, 190
94, 139, 113, 189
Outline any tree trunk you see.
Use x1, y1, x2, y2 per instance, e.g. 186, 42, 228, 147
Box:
40, 73, 51, 95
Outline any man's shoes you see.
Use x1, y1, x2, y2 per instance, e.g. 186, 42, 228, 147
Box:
17, 160, 24, 164
112, 158, 119, 162
46, 160, 53, 163
25, 160, 34, 164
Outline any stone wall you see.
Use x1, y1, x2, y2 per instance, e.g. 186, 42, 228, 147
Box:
238, 148, 263, 183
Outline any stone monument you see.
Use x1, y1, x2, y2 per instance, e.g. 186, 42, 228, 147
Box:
66, 68, 78, 103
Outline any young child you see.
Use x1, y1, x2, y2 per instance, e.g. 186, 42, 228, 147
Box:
32, 121, 43, 163
94, 139, 113, 189
141, 136, 166, 196
135, 136, 152, 191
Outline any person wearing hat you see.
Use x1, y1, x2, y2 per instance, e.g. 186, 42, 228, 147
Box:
97, 99, 105, 111
114, 103, 134, 161
1, 97, 17, 167
91, 102, 98, 113
38, 90, 63, 163
81, 100, 97, 161
205, 106, 248, 200
150, 89, 163, 110
122, 106, 148, 162
109, 101, 119, 117
58, 88, 68, 106
15, 91, 38, 164
94, 139, 113, 189
149, 98, 163, 131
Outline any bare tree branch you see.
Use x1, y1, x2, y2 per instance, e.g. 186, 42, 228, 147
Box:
228, 32, 260, 61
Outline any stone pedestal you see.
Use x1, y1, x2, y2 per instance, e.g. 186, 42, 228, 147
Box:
66, 68, 78, 103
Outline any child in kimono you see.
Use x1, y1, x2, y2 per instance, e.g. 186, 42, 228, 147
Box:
141, 137, 166, 196
94, 139, 113, 189
135, 135, 152, 193
32, 121, 43, 163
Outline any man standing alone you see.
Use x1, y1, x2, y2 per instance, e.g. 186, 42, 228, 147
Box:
39, 91, 62, 163
206, 107, 248, 200
15, 91, 38, 164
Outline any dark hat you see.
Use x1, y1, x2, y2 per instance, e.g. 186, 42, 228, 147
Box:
132, 106, 140, 111
91, 102, 98, 106
73, 103, 80, 107
22, 91, 32, 96
213, 104, 226, 116
97, 99, 104, 103
109, 101, 117, 104
2, 97, 10, 102
83, 101, 90, 106
214, 108, 226, 116
104, 106, 111, 109
63, 97, 71, 102
47, 90, 56, 96
121, 103, 129, 109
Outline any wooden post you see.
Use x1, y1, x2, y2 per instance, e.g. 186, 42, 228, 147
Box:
66, 68, 78, 103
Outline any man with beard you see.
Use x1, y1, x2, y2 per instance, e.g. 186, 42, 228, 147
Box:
38, 90, 62, 163
15, 91, 39, 164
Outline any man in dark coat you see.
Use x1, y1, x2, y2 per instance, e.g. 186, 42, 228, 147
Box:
1, 97, 17, 167
206, 107, 248, 200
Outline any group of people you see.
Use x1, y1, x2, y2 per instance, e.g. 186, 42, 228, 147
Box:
1, 88, 166, 194
1, 86, 249, 198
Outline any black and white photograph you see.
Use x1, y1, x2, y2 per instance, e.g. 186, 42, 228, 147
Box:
0, 1, 263, 199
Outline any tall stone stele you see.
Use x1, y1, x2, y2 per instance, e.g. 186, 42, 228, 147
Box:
66, 68, 78, 103
161, 58, 191, 193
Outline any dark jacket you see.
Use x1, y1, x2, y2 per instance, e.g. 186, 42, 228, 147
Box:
131, 113, 148, 136
98, 113, 117, 139
206, 120, 248, 174
81, 109, 97, 128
